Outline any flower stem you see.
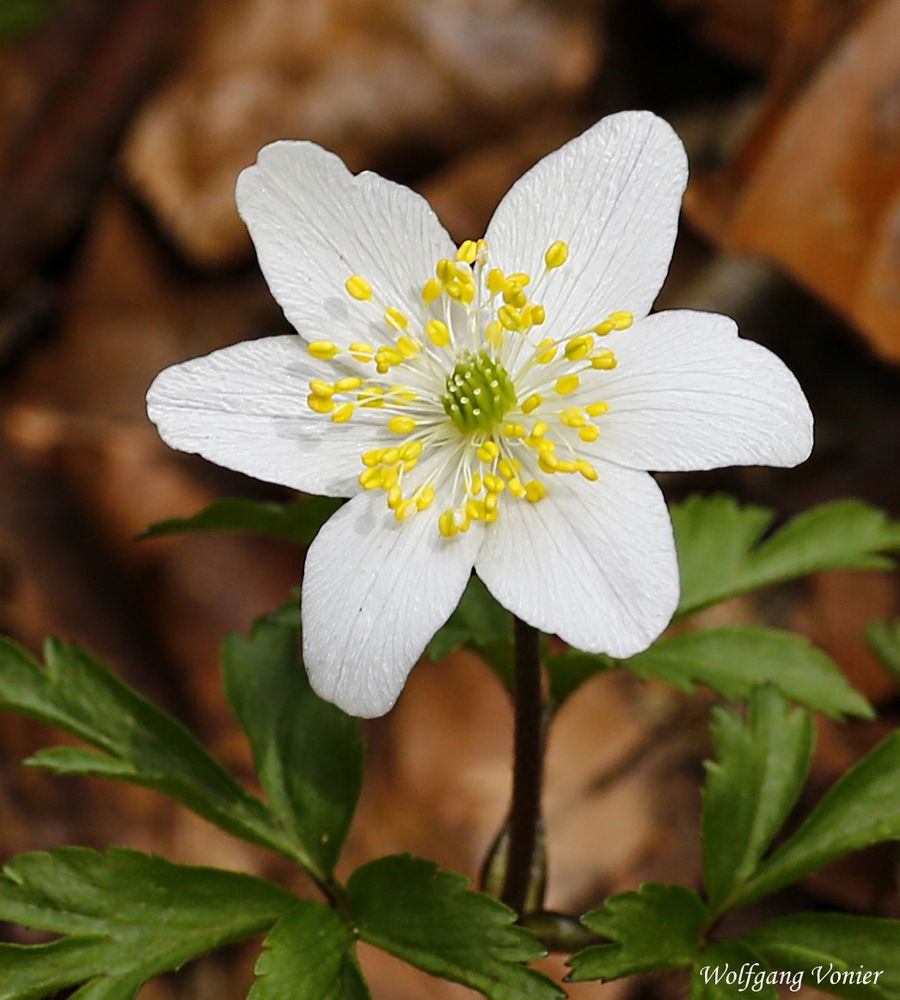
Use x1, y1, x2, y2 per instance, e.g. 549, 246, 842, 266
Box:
500, 616, 546, 915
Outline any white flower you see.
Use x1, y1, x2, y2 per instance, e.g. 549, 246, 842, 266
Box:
147, 111, 813, 718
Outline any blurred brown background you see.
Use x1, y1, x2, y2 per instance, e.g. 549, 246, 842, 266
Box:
0, 0, 898, 997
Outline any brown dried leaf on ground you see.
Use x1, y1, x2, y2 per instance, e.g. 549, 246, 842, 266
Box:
124, 0, 600, 266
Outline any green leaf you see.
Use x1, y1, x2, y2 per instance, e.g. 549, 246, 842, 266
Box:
866, 619, 900, 681
568, 884, 707, 982
730, 730, 900, 908
703, 687, 814, 915
248, 901, 370, 1000
624, 627, 872, 720
673, 496, 900, 619
0, 636, 289, 859
0, 847, 295, 1000
345, 855, 564, 1000
691, 940, 778, 1000
741, 913, 900, 1000
223, 617, 363, 881
141, 496, 343, 544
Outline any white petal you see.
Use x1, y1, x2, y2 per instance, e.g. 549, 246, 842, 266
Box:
475, 463, 678, 658
579, 310, 814, 471
485, 111, 688, 334
147, 336, 387, 495
236, 141, 456, 346
302, 493, 482, 717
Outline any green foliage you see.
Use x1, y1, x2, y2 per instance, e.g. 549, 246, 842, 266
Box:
568, 884, 707, 982
142, 495, 343, 544
223, 616, 363, 881
0, 847, 295, 1000
702, 686, 814, 914
673, 496, 900, 618
345, 855, 564, 1000
742, 914, 900, 1000
867, 619, 900, 680
0, 0, 59, 37
0, 636, 289, 858
249, 901, 370, 1000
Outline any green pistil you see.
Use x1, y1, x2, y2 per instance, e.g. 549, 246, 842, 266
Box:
442, 350, 517, 433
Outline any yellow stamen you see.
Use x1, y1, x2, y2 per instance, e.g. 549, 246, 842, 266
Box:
439, 510, 458, 537
544, 240, 569, 269
349, 342, 374, 362
307, 394, 334, 414
388, 416, 417, 434
362, 449, 384, 467
555, 374, 580, 395
525, 480, 547, 503
359, 468, 382, 489
396, 500, 417, 522
456, 240, 478, 263
590, 351, 617, 370
476, 440, 499, 462
522, 394, 542, 415
396, 335, 422, 358
309, 379, 334, 397
334, 376, 363, 392
486, 268, 506, 295
345, 275, 372, 301
535, 339, 557, 364
577, 460, 598, 481
308, 340, 338, 360
565, 335, 593, 361
426, 319, 450, 348
579, 424, 600, 443
384, 307, 409, 331
610, 310, 633, 330
586, 401, 609, 416
331, 403, 354, 423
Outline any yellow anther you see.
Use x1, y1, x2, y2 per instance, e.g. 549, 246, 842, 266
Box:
476, 238, 488, 259
426, 319, 450, 348
527, 304, 546, 326
538, 453, 559, 474
381, 466, 399, 488
362, 449, 384, 467
544, 240, 569, 270
535, 339, 557, 364
345, 275, 372, 301
309, 379, 334, 397
359, 387, 386, 408
382, 447, 400, 464
375, 347, 402, 368
401, 441, 423, 460
593, 320, 615, 336
456, 240, 478, 263
331, 403, 354, 423
476, 440, 499, 462
535, 438, 556, 455
502, 423, 526, 438
530, 421, 548, 439
391, 387, 417, 403
610, 310, 634, 330
498, 459, 515, 479
388, 416, 417, 435
439, 510, 458, 538
565, 335, 594, 361
307, 394, 334, 414
436, 259, 459, 284
466, 499, 486, 521
421, 278, 443, 305
507, 272, 531, 287
387, 486, 403, 510
403, 459, 417, 472
447, 280, 476, 304
561, 407, 586, 428
577, 460, 599, 481
359, 468, 383, 489
485, 321, 504, 350
484, 474, 505, 493
586, 401, 609, 416
396, 335, 422, 358
486, 268, 506, 295
416, 485, 436, 510
503, 287, 528, 308
385, 307, 409, 331
555, 374, 581, 395
555, 460, 578, 474
579, 424, 600, 443
396, 499, 417, 522
485, 492, 499, 513
334, 376, 363, 392
521, 394, 542, 415
349, 342, 374, 362
590, 351, 618, 371
468, 473, 482, 495
308, 340, 339, 360
498, 305, 524, 331
525, 480, 547, 503
508, 477, 526, 498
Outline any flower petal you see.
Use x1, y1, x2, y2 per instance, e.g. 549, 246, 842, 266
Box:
236, 141, 456, 346
147, 336, 387, 495
485, 111, 688, 334
579, 310, 814, 471
301, 493, 482, 717
475, 463, 678, 658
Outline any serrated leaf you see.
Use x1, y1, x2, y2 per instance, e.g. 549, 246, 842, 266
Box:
703, 687, 814, 916
624, 627, 872, 720
0, 847, 295, 1000
141, 496, 343, 544
691, 940, 778, 1000
866, 619, 900, 681
345, 855, 564, 1000
0, 637, 289, 859
248, 900, 370, 1000
730, 730, 900, 908
568, 884, 706, 982
223, 617, 363, 881
673, 496, 900, 618
741, 913, 900, 1000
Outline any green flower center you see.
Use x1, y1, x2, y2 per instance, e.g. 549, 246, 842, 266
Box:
441, 350, 518, 434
